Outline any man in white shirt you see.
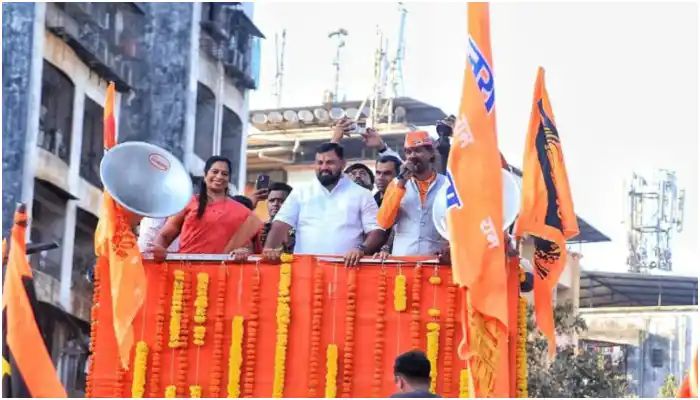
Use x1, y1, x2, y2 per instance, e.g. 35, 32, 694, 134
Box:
138, 217, 179, 253
262, 142, 386, 266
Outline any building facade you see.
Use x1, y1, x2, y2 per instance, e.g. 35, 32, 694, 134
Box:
2, 2, 262, 395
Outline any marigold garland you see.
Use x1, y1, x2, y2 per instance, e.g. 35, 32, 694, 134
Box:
308, 267, 325, 396
516, 296, 528, 398
242, 267, 261, 397
130, 341, 149, 398
341, 268, 357, 397
394, 274, 407, 311
192, 272, 209, 346
428, 275, 442, 285
85, 261, 101, 398
371, 267, 387, 396
165, 385, 177, 398
148, 264, 169, 397
410, 265, 422, 350
272, 258, 293, 397
190, 385, 202, 398
442, 284, 458, 396
227, 315, 245, 398
168, 269, 186, 348
325, 344, 339, 398
175, 269, 192, 396
209, 267, 227, 397
426, 322, 440, 393
459, 368, 474, 398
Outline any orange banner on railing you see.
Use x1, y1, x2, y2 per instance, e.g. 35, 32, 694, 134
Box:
87, 256, 469, 398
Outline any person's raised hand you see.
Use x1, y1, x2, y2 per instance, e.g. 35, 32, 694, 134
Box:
360, 127, 385, 149
249, 188, 269, 208
330, 117, 355, 143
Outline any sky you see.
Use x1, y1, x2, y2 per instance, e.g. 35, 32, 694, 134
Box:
249, 2, 699, 276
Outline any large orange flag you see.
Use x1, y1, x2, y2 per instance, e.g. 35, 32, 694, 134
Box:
2, 205, 67, 397
94, 82, 146, 369
514, 67, 579, 356
446, 3, 508, 397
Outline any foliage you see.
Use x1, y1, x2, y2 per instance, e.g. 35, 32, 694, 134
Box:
527, 302, 630, 398
658, 373, 679, 398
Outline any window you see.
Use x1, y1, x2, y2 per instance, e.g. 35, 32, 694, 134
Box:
194, 83, 216, 161
72, 208, 98, 292
220, 107, 242, 181
39, 61, 74, 163
651, 348, 664, 368
80, 97, 104, 188
30, 180, 68, 280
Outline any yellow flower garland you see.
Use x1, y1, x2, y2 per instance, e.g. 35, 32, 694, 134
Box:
394, 274, 406, 311
193, 272, 209, 324
426, 322, 440, 393
324, 344, 338, 398
459, 368, 474, 398
165, 385, 177, 398
168, 270, 185, 348
189, 385, 202, 398
428, 275, 442, 285
516, 296, 528, 398
227, 315, 245, 398
272, 258, 293, 397
130, 341, 149, 398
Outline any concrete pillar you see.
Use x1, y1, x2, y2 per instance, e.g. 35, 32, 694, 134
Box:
2, 3, 45, 237
119, 3, 194, 161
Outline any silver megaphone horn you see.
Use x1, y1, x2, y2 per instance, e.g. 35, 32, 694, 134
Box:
100, 141, 193, 219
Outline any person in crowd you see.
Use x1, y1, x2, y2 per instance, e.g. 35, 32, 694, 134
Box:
262, 142, 385, 266
377, 131, 450, 261
344, 162, 375, 190
138, 217, 179, 253
232, 195, 255, 211
391, 350, 440, 398
257, 182, 296, 253
150, 156, 263, 261
374, 154, 402, 206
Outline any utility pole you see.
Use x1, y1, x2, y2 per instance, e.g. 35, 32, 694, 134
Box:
273, 29, 286, 108
328, 28, 348, 104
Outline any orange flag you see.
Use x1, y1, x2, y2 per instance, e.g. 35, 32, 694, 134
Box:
2, 205, 67, 397
94, 82, 146, 369
446, 3, 509, 397
677, 347, 697, 398
514, 67, 579, 356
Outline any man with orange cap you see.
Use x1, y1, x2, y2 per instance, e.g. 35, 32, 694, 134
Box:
376, 130, 450, 260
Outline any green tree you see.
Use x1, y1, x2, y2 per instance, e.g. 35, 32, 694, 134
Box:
658, 373, 679, 398
526, 302, 630, 398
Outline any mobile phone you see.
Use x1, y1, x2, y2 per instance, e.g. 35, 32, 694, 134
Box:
255, 174, 270, 190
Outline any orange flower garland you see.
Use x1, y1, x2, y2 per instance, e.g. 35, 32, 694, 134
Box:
341, 268, 357, 397
516, 296, 528, 398
114, 366, 126, 397
442, 283, 458, 396
272, 257, 293, 397
148, 264, 169, 397
175, 269, 192, 396
371, 267, 388, 396
208, 267, 227, 397
410, 265, 422, 350
85, 261, 101, 398
308, 267, 325, 396
242, 266, 261, 397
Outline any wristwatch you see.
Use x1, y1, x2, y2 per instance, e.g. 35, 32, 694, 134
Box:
356, 244, 369, 255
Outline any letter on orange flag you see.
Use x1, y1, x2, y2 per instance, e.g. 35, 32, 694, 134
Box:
514, 67, 579, 356
446, 3, 509, 397
2, 205, 67, 397
94, 82, 147, 369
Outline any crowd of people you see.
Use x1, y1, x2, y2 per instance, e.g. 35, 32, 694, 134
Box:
142, 117, 453, 266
